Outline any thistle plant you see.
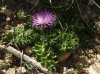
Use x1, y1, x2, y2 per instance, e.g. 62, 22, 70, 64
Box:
2, 10, 79, 72
32, 11, 56, 28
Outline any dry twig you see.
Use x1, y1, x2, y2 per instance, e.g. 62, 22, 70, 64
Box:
0, 45, 50, 74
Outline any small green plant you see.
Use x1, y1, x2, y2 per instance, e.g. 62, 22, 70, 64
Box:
2, 62, 9, 69
67, 19, 99, 48
71, 63, 83, 74
33, 42, 58, 72
17, 10, 26, 19
32, 29, 79, 72
3, 26, 39, 45
60, 32, 79, 52
24, 62, 34, 70
6, 53, 12, 58
2, 25, 79, 72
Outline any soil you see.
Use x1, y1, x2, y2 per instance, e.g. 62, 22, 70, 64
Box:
0, 0, 100, 74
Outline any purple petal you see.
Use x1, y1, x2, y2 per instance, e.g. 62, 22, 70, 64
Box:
32, 11, 56, 28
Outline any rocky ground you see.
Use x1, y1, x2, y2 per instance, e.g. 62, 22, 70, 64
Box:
62, 2, 100, 74
0, 0, 100, 74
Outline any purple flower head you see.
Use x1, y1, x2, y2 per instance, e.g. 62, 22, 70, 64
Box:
32, 11, 56, 28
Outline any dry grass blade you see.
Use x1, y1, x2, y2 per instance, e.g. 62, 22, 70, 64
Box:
89, 0, 100, 8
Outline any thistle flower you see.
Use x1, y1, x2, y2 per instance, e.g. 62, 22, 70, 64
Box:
32, 11, 56, 28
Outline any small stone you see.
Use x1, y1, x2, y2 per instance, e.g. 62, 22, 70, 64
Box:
16, 67, 26, 74
0, 41, 3, 45
79, 68, 88, 74
84, 49, 89, 54
58, 52, 71, 62
92, 58, 96, 63
66, 68, 74, 74
90, 58, 96, 64
88, 54, 95, 58
74, 62, 81, 68
95, 46, 100, 54
88, 59, 91, 64
79, 55, 89, 64
4, 9, 12, 16
77, 49, 84, 54
6, 68, 15, 74
1, 69, 6, 73
88, 49, 94, 54
97, 48, 100, 54
0, 60, 3, 64
24, 47, 33, 55
63, 67, 67, 74
95, 22, 100, 28
96, 54, 100, 62
94, 36, 100, 44
92, 48, 96, 53
5, 25, 12, 30
88, 63, 100, 74
5, 57, 12, 63
6, 17, 10, 21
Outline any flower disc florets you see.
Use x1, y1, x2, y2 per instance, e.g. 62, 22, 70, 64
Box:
32, 11, 56, 28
